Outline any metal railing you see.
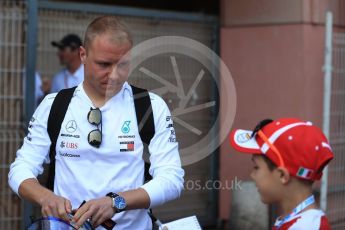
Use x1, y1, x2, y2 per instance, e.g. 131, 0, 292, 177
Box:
322, 11, 345, 230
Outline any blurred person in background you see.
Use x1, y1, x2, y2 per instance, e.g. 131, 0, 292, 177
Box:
34, 72, 51, 106
23, 70, 50, 107
50, 34, 84, 93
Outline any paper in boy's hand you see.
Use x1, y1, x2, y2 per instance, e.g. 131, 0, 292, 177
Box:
162, 215, 202, 230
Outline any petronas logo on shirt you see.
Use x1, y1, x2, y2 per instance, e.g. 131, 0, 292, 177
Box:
121, 121, 131, 134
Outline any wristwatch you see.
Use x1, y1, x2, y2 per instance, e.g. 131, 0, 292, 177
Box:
106, 192, 127, 213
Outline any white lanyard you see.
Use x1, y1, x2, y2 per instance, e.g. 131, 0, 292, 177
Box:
275, 195, 315, 229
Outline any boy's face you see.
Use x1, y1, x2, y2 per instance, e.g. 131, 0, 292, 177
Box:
250, 155, 283, 204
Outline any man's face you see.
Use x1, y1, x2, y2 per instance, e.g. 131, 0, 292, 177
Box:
57, 46, 78, 66
80, 33, 131, 98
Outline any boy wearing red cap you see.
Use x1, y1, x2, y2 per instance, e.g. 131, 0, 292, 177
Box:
230, 118, 334, 230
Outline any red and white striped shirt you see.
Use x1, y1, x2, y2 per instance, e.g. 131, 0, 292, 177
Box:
272, 209, 331, 230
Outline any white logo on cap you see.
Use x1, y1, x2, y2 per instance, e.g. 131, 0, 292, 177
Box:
237, 132, 252, 144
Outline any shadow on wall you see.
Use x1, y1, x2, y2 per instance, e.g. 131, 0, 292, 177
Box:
229, 181, 269, 230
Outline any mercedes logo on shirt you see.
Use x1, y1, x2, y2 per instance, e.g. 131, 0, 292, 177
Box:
66, 120, 77, 133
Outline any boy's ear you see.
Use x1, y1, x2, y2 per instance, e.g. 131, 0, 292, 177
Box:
276, 167, 290, 184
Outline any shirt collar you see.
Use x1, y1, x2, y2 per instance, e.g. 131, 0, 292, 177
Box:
122, 81, 133, 99
77, 81, 132, 107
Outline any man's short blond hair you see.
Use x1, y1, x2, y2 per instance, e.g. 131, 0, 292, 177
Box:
84, 16, 133, 51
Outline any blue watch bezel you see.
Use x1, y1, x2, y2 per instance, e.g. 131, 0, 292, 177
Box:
114, 195, 127, 211
106, 192, 127, 213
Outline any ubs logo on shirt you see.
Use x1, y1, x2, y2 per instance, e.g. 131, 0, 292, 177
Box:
60, 141, 78, 149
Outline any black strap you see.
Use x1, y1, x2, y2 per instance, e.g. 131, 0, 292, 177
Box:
130, 85, 155, 182
130, 85, 156, 230
46, 87, 77, 190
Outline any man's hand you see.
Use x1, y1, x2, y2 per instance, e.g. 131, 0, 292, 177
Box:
39, 190, 72, 221
72, 196, 115, 229
18, 178, 72, 221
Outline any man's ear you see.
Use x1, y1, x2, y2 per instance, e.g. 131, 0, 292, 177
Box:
79, 46, 86, 63
276, 167, 290, 184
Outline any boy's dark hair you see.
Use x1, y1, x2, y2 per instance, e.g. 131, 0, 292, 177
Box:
260, 155, 277, 171
252, 119, 277, 171
251, 119, 273, 138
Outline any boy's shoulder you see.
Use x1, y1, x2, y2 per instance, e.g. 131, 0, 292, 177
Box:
273, 209, 331, 230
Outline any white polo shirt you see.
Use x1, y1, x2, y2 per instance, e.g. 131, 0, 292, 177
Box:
9, 82, 185, 230
50, 64, 84, 93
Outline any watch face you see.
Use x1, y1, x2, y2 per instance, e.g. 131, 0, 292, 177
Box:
114, 196, 126, 210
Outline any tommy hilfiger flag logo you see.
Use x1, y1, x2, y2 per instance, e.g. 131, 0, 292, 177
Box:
120, 141, 134, 152
297, 167, 313, 179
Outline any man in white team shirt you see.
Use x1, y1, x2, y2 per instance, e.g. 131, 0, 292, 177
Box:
9, 16, 184, 229
50, 34, 84, 93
